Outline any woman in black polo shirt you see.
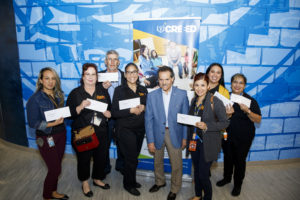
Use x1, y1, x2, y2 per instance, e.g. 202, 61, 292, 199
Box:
66, 63, 111, 198
216, 73, 261, 196
111, 62, 148, 196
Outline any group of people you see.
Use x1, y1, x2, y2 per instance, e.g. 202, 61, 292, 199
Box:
26, 49, 261, 200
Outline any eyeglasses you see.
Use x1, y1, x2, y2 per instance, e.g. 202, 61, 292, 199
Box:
84, 73, 96, 77
126, 70, 138, 75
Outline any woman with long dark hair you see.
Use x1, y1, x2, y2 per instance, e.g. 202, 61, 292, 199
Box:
26, 67, 69, 200
205, 63, 229, 98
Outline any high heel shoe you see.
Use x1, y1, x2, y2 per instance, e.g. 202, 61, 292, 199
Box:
93, 181, 110, 189
82, 185, 93, 197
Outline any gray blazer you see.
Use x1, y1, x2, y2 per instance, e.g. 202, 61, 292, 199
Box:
187, 92, 229, 162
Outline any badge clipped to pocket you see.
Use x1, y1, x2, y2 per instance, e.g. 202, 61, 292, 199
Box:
47, 136, 55, 148
92, 116, 102, 126
189, 140, 197, 152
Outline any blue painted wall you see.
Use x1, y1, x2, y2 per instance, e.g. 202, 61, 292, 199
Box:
13, 0, 300, 161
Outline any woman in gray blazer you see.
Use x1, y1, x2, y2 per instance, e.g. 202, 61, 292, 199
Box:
187, 73, 229, 200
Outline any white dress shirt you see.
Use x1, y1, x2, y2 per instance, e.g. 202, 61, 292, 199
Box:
162, 87, 172, 128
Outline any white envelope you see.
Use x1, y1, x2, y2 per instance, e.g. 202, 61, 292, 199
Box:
98, 72, 118, 82
44, 106, 71, 122
230, 93, 251, 108
214, 91, 234, 107
85, 98, 108, 112
177, 113, 201, 126
119, 97, 140, 110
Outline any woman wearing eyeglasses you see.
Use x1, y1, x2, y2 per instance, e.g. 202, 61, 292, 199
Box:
111, 62, 148, 196
216, 73, 261, 196
66, 63, 111, 198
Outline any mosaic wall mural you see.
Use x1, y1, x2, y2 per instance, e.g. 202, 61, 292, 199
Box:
13, 0, 300, 161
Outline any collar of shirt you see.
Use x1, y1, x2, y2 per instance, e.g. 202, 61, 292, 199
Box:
162, 87, 172, 127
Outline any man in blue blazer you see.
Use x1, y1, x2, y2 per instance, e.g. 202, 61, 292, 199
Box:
145, 66, 189, 200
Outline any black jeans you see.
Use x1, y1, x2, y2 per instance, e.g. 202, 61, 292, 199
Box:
222, 139, 252, 187
118, 128, 144, 189
191, 140, 212, 200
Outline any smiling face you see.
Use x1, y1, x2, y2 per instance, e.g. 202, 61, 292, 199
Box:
207, 65, 222, 85
40, 70, 56, 93
105, 53, 120, 72
82, 67, 97, 86
158, 71, 174, 92
125, 65, 139, 85
194, 79, 209, 98
231, 76, 246, 94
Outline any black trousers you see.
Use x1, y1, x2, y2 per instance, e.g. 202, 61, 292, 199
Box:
74, 127, 109, 181
191, 140, 212, 200
222, 139, 252, 187
118, 127, 144, 189
105, 119, 124, 171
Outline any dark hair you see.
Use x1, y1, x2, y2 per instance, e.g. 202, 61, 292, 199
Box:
231, 73, 247, 85
37, 67, 64, 106
158, 66, 175, 78
140, 45, 148, 59
124, 62, 140, 85
193, 72, 209, 85
206, 62, 225, 86
80, 63, 98, 85
150, 50, 158, 59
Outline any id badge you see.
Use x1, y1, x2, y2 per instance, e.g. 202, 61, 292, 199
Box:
47, 136, 55, 148
189, 140, 197, 151
92, 116, 101, 126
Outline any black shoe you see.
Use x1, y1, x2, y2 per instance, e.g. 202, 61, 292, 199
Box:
93, 181, 110, 189
167, 192, 177, 200
216, 179, 231, 187
125, 187, 141, 196
231, 186, 241, 196
149, 183, 166, 193
82, 186, 93, 197
134, 182, 142, 188
51, 194, 69, 200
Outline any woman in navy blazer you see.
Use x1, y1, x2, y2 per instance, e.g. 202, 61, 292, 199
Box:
187, 73, 229, 200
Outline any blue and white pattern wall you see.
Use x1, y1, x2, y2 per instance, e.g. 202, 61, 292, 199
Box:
13, 0, 300, 161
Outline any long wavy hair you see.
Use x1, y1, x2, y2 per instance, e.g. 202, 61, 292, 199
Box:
205, 62, 225, 87
36, 67, 64, 106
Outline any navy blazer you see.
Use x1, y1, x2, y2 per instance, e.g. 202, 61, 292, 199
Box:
145, 86, 189, 149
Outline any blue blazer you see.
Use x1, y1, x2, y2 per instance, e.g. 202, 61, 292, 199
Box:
145, 86, 189, 149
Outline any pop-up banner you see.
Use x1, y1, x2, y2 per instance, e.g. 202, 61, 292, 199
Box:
133, 18, 201, 175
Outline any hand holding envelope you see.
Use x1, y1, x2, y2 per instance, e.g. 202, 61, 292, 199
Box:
177, 113, 201, 126
44, 107, 71, 122
214, 91, 233, 107
230, 93, 251, 108
98, 72, 118, 82
85, 98, 108, 112
119, 97, 140, 110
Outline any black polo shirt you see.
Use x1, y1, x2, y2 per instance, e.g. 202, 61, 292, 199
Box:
66, 84, 111, 131
227, 92, 261, 143
111, 83, 147, 130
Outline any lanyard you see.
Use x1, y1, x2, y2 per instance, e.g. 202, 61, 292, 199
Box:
193, 102, 203, 142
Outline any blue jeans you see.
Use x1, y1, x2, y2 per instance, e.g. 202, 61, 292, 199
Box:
169, 61, 183, 78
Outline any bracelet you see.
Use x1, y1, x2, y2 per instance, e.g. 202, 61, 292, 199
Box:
247, 109, 251, 115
